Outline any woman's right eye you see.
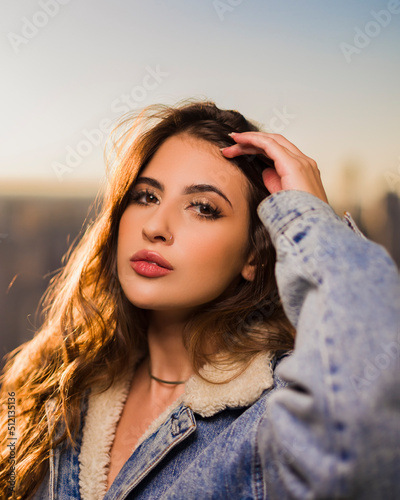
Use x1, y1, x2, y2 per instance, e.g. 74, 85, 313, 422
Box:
130, 189, 159, 205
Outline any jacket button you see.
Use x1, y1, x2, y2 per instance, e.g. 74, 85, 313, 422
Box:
171, 417, 180, 436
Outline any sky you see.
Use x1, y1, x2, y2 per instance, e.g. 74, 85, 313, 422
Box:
1, 0, 399, 207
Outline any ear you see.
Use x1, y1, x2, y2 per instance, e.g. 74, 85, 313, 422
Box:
240, 252, 257, 282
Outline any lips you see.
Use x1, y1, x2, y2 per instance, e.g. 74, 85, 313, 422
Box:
130, 250, 173, 270
129, 250, 173, 278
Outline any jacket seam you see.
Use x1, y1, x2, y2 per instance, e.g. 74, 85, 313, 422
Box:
119, 409, 197, 499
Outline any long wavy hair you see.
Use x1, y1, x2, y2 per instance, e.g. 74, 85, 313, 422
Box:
0, 98, 295, 498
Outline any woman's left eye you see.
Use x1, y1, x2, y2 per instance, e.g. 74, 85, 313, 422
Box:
190, 202, 222, 220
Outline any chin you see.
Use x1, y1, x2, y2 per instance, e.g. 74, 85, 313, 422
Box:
125, 296, 164, 310
124, 294, 177, 310
124, 294, 215, 314
121, 281, 229, 312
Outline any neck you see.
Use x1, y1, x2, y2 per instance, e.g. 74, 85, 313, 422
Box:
146, 310, 194, 384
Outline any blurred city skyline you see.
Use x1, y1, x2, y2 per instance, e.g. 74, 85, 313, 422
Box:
2, 0, 400, 363
1, 0, 400, 210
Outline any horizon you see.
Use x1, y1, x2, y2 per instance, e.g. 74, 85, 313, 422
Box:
1, 1, 399, 208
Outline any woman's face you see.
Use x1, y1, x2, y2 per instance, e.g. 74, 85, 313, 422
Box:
117, 134, 255, 318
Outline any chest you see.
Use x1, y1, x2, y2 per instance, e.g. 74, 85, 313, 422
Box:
106, 385, 184, 489
37, 384, 274, 499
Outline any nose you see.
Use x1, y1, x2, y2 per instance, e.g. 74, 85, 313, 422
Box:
141, 205, 174, 244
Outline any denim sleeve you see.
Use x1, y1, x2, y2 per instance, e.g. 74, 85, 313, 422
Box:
256, 190, 400, 499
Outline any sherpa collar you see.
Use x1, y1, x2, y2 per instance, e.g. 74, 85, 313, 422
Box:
183, 352, 274, 417
79, 352, 274, 500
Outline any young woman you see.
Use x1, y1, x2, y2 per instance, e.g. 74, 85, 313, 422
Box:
1, 100, 399, 499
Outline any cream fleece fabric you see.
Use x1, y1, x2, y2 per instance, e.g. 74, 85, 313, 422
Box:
183, 353, 274, 417
79, 353, 274, 500
79, 377, 132, 500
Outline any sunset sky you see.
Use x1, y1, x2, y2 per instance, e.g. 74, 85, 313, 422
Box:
1, 0, 399, 207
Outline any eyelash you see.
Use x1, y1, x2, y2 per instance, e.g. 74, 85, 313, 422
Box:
129, 189, 223, 220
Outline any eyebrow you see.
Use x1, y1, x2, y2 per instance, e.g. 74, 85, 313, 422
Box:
134, 176, 233, 208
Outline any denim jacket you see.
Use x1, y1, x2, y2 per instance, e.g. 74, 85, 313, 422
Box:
33, 190, 400, 499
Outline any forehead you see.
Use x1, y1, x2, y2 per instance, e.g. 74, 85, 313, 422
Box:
140, 134, 250, 207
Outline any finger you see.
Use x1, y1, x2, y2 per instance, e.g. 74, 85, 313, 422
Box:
228, 133, 293, 166
223, 135, 293, 172
262, 168, 282, 194
230, 131, 306, 158
225, 137, 303, 183
231, 136, 297, 178
221, 144, 265, 158
226, 132, 327, 203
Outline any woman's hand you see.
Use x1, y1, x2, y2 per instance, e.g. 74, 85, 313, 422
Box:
221, 132, 329, 203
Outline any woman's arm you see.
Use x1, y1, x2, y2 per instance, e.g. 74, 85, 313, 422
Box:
258, 189, 399, 499
222, 133, 400, 499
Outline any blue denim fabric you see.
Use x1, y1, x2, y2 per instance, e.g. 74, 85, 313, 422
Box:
257, 191, 400, 499
33, 397, 88, 499
33, 190, 400, 499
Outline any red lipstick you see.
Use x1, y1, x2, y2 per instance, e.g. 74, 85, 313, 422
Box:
130, 250, 173, 277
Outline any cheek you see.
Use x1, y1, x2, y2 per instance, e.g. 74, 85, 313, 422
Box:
185, 226, 248, 280
118, 209, 138, 245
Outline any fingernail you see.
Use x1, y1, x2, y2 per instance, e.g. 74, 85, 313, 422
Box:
219, 147, 226, 151
228, 132, 236, 137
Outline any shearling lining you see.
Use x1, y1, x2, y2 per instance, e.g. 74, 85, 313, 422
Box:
79, 352, 274, 499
